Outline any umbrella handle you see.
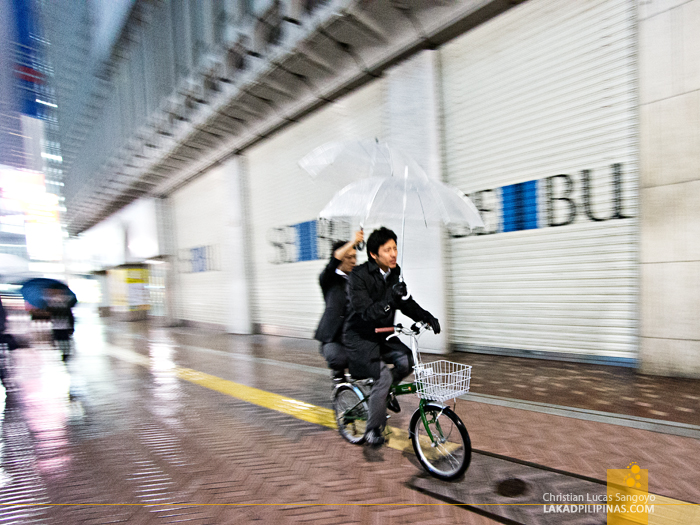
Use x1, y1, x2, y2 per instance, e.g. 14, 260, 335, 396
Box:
356, 225, 365, 251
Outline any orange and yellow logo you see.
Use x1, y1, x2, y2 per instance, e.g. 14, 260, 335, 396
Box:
607, 463, 651, 524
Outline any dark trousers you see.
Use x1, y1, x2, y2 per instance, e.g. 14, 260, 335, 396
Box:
53, 329, 72, 341
320, 341, 349, 376
345, 335, 414, 432
53, 330, 72, 360
380, 338, 414, 384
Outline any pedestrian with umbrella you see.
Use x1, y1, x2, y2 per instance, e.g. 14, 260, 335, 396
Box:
21, 278, 77, 361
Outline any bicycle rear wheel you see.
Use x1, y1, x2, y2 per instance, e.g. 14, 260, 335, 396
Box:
410, 404, 471, 481
333, 384, 368, 444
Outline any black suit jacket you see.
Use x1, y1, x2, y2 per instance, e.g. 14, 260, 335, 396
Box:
342, 259, 430, 379
344, 259, 428, 340
314, 257, 348, 343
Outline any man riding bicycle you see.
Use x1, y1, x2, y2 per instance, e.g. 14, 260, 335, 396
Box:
343, 227, 440, 446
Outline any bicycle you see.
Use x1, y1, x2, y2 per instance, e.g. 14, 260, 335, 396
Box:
332, 322, 472, 481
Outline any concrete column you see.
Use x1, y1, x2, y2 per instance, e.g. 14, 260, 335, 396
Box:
223, 156, 253, 334
383, 50, 447, 354
639, 0, 700, 377
155, 197, 180, 326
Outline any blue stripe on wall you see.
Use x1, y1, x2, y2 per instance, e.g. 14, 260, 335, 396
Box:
295, 221, 317, 262
502, 180, 538, 232
190, 246, 207, 272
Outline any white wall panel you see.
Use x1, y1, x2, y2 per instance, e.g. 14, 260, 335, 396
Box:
440, 0, 638, 362
246, 81, 384, 337
172, 163, 230, 327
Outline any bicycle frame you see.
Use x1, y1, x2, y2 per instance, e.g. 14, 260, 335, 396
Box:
336, 379, 443, 443
334, 322, 471, 480
390, 385, 445, 444
336, 323, 448, 443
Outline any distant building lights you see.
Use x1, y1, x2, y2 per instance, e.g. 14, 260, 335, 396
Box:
41, 152, 63, 162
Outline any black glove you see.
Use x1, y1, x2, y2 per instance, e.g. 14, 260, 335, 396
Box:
390, 282, 410, 302
423, 312, 441, 334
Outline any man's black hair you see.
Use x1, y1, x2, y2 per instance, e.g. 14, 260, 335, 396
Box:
331, 239, 347, 258
366, 227, 397, 257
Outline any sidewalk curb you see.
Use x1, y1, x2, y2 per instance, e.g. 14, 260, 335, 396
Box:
105, 328, 700, 439
461, 393, 700, 439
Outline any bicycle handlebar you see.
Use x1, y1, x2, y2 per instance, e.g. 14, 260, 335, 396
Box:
375, 322, 431, 335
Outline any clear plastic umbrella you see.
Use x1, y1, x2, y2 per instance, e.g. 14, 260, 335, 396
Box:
306, 141, 484, 267
319, 163, 484, 270
300, 138, 398, 250
298, 138, 395, 188
319, 173, 484, 234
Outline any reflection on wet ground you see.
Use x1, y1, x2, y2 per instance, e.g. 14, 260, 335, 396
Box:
0, 314, 698, 524
103, 319, 700, 425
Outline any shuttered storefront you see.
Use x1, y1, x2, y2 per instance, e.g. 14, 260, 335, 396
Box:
440, 0, 638, 363
246, 81, 384, 337
171, 164, 229, 326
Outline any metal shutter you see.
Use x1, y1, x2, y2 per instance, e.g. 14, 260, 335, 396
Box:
171, 164, 229, 326
440, 0, 638, 363
246, 81, 384, 338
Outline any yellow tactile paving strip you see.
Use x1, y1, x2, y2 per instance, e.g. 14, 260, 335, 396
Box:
175, 367, 338, 430
649, 497, 700, 525
105, 345, 415, 454
105, 345, 699, 523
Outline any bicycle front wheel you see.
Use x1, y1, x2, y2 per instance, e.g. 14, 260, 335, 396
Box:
333, 384, 368, 445
410, 404, 471, 481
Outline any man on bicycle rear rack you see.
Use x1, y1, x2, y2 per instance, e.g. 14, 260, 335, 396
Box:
343, 227, 441, 446
314, 231, 363, 381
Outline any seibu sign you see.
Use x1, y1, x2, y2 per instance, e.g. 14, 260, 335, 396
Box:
467, 163, 633, 235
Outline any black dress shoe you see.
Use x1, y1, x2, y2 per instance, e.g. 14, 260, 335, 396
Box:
365, 428, 385, 447
386, 393, 401, 413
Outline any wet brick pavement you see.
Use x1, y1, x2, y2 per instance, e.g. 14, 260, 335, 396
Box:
462, 354, 700, 426
0, 314, 698, 524
132, 323, 700, 426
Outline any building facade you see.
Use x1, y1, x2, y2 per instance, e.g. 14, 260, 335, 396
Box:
0, 0, 65, 267
43, 0, 700, 377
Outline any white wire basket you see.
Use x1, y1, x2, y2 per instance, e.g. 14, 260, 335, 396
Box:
414, 359, 471, 402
